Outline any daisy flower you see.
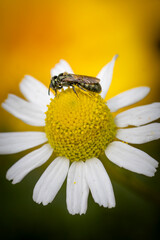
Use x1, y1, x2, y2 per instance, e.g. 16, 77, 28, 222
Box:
0, 56, 160, 215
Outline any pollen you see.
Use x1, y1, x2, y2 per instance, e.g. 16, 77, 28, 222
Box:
45, 88, 116, 162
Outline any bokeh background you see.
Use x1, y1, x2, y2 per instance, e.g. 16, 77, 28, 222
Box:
0, 0, 160, 239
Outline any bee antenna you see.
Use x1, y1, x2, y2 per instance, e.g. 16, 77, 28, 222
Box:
48, 83, 51, 95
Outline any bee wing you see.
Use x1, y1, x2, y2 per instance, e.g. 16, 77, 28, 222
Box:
79, 75, 100, 83
64, 74, 100, 84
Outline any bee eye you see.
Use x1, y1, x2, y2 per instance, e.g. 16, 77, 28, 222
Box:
58, 73, 63, 77
52, 76, 57, 80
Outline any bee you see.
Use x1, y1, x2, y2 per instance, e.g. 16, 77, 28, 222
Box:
48, 72, 101, 96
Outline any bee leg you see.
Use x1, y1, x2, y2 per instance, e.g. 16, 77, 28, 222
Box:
72, 85, 79, 98
78, 85, 93, 97
54, 89, 57, 97
77, 85, 87, 92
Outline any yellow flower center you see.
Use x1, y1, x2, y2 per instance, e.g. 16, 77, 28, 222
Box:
45, 88, 116, 162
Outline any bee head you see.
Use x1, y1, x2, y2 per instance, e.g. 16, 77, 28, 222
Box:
57, 72, 68, 81
48, 75, 63, 96
48, 76, 57, 95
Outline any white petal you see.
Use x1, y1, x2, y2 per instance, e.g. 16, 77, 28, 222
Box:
115, 102, 160, 127
105, 141, 158, 177
85, 158, 115, 208
66, 161, 89, 215
51, 60, 74, 77
107, 87, 150, 112
97, 55, 118, 99
116, 123, 160, 144
0, 131, 47, 154
20, 75, 54, 112
33, 157, 69, 206
6, 144, 53, 184
2, 94, 45, 126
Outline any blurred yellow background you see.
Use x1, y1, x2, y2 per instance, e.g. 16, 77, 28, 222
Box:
0, 1, 160, 239
0, 0, 160, 130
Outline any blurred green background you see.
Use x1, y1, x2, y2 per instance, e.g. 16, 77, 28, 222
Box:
0, 0, 160, 239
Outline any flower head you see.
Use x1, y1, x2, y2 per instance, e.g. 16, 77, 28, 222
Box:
0, 56, 159, 214
45, 88, 116, 162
